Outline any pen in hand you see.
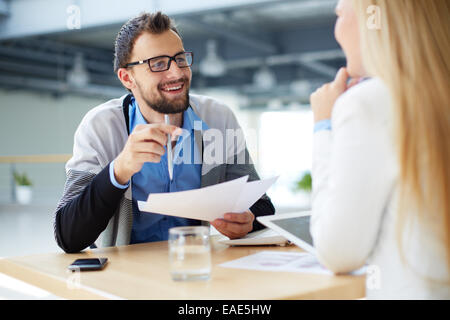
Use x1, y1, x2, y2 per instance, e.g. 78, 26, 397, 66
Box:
164, 114, 173, 181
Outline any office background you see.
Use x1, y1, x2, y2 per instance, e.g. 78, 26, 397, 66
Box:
0, 0, 343, 258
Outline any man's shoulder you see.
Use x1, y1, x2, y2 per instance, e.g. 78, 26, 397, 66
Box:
81, 94, 128, 124
190, 93, 236, 112
189, 93, 238, 127
69, 94, 130, 170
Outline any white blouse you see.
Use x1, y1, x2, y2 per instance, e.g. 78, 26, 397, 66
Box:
311, 78, 449, 299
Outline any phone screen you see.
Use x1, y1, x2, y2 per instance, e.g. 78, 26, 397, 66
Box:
68, 258, 108, 271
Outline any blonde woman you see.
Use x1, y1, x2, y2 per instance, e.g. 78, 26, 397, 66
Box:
310, 0, 449, 298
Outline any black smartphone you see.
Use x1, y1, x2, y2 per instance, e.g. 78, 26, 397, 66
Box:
68, 258, 108, 271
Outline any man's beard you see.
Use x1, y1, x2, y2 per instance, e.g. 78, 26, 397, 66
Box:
139, 77, 190, 115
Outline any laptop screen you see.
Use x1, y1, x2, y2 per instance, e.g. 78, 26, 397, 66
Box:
270, 215, 314, 246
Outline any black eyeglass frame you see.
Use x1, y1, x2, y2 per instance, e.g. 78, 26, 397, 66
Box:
124, 51, 194, 72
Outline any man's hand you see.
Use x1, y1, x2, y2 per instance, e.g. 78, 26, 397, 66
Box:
211, 210, 255, 239
114, 123, 182, 184
310, 67, 360, 123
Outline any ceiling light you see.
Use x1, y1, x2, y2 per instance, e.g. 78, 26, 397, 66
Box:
199, 40, 226, 77
267, 99, 283, 110
253, 65, 276, 90
67, 52, 90, 88
290, 80, 311, 97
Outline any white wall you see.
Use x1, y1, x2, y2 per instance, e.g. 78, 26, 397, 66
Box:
0, 89, 104, 155
0, 89, 104, 204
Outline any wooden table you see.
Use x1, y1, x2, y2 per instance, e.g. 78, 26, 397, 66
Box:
0, 238, 365, 300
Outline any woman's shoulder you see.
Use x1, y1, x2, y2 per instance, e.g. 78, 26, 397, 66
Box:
332, 77, 392, 122
347, 77, 388, 94
338, 77, 390, 107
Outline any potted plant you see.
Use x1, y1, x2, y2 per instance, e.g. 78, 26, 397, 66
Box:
294, 171, 312, 207
13, 171, 33, 204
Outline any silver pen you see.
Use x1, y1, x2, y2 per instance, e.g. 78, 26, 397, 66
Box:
164, 114, 173, 181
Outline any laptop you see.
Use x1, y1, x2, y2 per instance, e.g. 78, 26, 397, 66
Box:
256, 211, 315, 255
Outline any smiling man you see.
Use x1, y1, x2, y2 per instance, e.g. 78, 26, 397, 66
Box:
54, 12, 274, 253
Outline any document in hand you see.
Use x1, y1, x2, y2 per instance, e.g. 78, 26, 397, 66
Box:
137, 175, 278, 221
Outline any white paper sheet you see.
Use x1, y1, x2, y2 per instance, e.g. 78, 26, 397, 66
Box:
232, 176, 279, 213
137, 175, 278, 222
218, 228, 288, 246
219, 251, 366, 275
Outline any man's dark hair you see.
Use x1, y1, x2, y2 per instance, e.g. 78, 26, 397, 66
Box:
113, 11, 180, 73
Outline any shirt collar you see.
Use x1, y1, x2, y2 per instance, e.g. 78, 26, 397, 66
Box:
183, 105, 209, 132
129, 97, 208, 132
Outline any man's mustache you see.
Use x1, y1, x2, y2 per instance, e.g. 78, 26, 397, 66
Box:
158, 77, 190, 89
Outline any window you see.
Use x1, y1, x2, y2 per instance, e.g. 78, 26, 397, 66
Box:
257, 109, 313, 209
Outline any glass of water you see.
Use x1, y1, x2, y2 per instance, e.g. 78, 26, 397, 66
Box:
168, 226, 211, 281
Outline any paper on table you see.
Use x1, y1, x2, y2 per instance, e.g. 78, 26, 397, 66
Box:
137, 175, 277, 222
219, 251, 367, 275
219, 228, 288, 246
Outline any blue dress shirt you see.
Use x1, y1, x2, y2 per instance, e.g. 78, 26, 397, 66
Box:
110, 97, 209, 243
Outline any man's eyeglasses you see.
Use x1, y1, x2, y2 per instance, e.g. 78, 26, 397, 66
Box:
124, 51, 193, 72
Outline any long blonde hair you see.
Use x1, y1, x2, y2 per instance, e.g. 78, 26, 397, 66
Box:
353, 0, 450, 271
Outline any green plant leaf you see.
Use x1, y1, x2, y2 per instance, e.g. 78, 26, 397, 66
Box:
13, 171, 32, 186
296, 171, 312, 192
